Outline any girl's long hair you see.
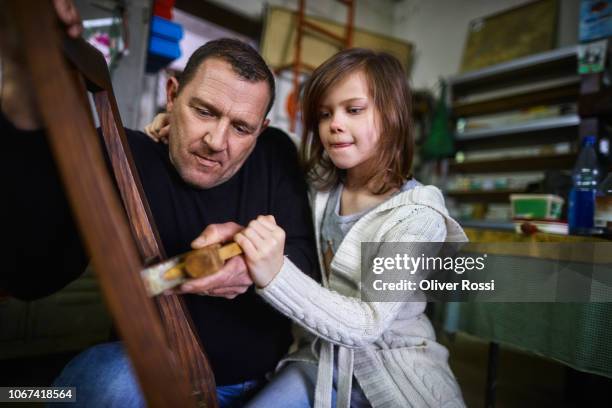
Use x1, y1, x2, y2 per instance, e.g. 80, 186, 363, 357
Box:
300, 48, 414, 194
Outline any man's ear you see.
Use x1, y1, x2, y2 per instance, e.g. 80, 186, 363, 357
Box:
166, 77, 180, 113
259, 118, 270, 134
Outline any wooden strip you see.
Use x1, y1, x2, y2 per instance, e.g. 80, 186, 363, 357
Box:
94, 90, 218, 407
448, 153, 577, 173
7, 2, 197, 406
302, 20, 347, 43
453, 83, 579, 117
8, 2, 218, 406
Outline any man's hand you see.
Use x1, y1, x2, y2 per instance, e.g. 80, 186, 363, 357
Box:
52, 0, 83, 38
177, 256, 252, 299
174, 222, 253, 299
1, 0, 82, 129
143, 112, 170, 144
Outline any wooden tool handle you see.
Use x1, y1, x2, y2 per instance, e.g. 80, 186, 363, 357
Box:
164, 242, 244, 281
184, 242, 243, 278
218, 242, 242, 261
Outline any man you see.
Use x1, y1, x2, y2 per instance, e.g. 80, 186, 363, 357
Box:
1, 3, 318, 407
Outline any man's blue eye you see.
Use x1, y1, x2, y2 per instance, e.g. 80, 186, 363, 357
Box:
235, 126, 248, 134
196, 108, 212, 117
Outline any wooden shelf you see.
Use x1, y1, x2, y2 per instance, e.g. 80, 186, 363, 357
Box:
442, 47, 588, 234
453, 83, 579, 117
455, 114, 579, 141
449, 153, 576, 173
446, 189, 524, 202
449, 46, 578, 96
456, 123, 578, 151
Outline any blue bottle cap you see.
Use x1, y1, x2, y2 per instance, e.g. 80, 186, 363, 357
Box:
583, 135, 596, 146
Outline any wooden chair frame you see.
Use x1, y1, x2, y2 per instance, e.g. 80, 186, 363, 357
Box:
6, 2, 217, 406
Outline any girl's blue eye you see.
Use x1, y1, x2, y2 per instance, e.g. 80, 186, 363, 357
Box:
319, 112, 331, 120
348, 107, 364, 114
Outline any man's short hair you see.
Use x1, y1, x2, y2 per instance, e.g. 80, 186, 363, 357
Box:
178, 38, 276, 116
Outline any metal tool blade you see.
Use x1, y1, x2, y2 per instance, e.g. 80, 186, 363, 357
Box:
140, 255, 186, 297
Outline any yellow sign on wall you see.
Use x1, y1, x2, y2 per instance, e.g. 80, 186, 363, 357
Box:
460, 0, 558, 73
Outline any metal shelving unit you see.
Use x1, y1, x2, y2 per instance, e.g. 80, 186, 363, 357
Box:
446, 189, 525, 203
449, 152, 577, 173
448, 46, 579, 89
446, 46, 581, 228
455, 114, 580, 140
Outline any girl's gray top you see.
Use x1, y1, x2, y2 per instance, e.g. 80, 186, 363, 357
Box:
321, 178, 422, 255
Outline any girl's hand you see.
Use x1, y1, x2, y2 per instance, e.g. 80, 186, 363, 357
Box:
144, 112, 170, 144
234, 215, 286, 288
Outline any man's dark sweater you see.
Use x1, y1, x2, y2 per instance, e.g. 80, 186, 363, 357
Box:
2, 112, 318, 385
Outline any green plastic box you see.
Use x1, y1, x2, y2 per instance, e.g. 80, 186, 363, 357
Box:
510, 194, 564, 220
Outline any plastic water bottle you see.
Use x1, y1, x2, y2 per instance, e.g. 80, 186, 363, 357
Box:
568, 136, 600, 235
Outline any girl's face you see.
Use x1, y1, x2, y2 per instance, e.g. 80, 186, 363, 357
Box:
317, 71, 380, 176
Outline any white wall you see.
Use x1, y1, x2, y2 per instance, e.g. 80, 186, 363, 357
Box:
393, 0, 580, 91
209, 0, 579, 93
206, 0, 398, 134
170, 9, 255, 71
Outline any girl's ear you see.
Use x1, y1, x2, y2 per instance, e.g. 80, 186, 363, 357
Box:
166, 77, 180, 113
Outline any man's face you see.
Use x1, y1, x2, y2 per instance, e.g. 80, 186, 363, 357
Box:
166, 58, 270, 189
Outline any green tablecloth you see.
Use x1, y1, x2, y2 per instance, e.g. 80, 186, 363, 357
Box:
441, 302, 612, 379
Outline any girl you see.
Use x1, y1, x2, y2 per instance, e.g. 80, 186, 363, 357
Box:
235, 49, 468, 408
145, 48, 467, 407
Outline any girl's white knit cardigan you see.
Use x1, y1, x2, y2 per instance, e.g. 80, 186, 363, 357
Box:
257, 185, 468, 407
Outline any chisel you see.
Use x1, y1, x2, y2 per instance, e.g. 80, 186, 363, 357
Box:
140, 242, 242, 296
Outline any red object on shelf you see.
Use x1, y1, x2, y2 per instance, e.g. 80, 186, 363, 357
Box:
153, 0, 175, 20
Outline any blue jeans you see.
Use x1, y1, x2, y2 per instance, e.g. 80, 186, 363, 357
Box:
246, 360, 370, 408
245, 361, 323, 408
50, 342, 264, 408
